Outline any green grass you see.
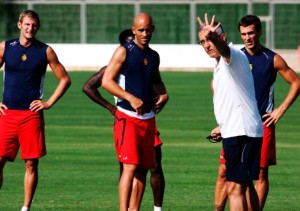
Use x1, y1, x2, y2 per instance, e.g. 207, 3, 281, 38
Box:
0, 71, 299, 210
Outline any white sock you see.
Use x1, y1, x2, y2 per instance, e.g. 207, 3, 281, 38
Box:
21, 206, 29, 211
154, 206, 162, 211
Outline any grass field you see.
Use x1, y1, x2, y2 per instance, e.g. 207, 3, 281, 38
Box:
0, 71, 299, 211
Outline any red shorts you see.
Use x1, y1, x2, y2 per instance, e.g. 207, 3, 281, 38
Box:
220, 124, 276, 167
154, 129, 163, 147
0, 110, 46, 161
114, 110, 155, 169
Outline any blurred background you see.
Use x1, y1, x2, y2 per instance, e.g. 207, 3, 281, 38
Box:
1, 0, 299, 70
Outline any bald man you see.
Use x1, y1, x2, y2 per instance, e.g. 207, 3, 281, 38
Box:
102, 13, 168, 211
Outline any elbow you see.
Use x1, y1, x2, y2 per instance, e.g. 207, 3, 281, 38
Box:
292, 79, 300, 96
82, 84, 88, 94
219, 49, 230, 58
102, 79, 108, 90
66, 78, 72, 89
61, 76, 71, 92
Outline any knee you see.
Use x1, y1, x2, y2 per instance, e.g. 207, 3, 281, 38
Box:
217, 164, 226, 181
150, 163, 163, 177
226, 181, 247, 196
25, 159, 39, 173
135, 168, 148, 176
258, 168, 269, 181
134, 168, 148, 183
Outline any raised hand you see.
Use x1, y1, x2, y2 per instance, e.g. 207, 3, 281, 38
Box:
197, 13, 221, 35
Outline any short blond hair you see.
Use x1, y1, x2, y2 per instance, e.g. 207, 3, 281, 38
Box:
18, 9, 40, 26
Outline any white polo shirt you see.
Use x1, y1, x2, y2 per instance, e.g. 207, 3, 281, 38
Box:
213, 44, 263, 138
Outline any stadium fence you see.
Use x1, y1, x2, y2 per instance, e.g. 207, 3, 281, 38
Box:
1, 0, 299, 49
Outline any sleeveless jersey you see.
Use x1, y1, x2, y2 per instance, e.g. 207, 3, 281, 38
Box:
241, 47, 277, 116
116, 40, 159, 113
2, 38, 48, 110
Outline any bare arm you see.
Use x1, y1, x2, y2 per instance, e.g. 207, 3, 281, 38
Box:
102, 46, 145, 115
0, 41, 8, 115
153, 78, 169, 114
263, 54, 300, 126
82, 66, 116, 115
0, 41, 4, 68
152, 55, 169, 114
29, 46, 71, 112
210, 78, 214, 94
209, 82, 222, 140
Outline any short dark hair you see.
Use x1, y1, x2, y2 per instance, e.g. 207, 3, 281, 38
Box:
118, 29, 134, 45
238, 15, 261, 32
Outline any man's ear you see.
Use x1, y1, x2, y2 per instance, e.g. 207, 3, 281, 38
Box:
220, 33, 227, 42
17, 21, 21, 29
152, 26, 155, 33
131, 27, 136, 35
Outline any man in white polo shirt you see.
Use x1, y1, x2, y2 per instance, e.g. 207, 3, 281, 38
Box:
197, 13, 263, 211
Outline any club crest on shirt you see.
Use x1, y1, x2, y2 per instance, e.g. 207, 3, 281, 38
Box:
21, 53, 27, 61
249, 63, 253, 71
144, 58, 148, 66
